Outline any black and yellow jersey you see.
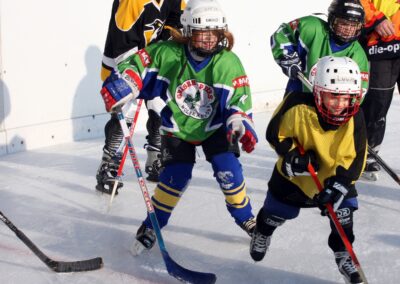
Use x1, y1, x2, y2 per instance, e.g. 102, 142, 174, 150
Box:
101, 0, 186, 81
266, 92, 367, 204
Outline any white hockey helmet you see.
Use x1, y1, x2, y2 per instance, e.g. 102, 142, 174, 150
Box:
313, 56, 362, 125
181, 0, 227, 35
180, 0, 228, 56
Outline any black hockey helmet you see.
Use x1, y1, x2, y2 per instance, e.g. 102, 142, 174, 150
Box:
328, 0, 365, 44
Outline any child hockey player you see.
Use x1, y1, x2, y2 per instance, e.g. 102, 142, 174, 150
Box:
96, 0, 186, 194
100, 0, 258, 254
271, 0, 369, 97
250, 56, 367, 284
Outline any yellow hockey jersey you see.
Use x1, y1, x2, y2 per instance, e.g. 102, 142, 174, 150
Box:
266, 92, 367, 204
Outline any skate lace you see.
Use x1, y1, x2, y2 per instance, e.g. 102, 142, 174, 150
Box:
341, 258, 357, 275
242, 218, 256, 233
252, 233, 269, 252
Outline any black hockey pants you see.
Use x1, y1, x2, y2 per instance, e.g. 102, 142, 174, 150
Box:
361, 58, 400, 150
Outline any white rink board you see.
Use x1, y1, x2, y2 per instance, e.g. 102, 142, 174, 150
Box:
0, 0, 331, 154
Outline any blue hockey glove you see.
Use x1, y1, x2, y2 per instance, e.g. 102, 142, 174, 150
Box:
314, 178, 350, 215
281, 147, 319, 178
226, 112, 258, 153
278, 52, 302, 79
100, 69, 142, 112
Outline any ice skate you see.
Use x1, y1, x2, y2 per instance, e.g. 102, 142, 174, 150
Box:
96, 151, 123, 195
360, 160, 380, 181
240, 217, 256, 237
249, 226, 271, 262
334, 251, 363, 284
130, 224, 156, 256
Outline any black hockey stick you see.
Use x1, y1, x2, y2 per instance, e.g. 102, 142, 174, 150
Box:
0, 211, 103, 272
368, 146, 400, 186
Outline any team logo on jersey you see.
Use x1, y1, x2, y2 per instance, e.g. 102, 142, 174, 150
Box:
232, 75, 250, 89
144, 19, 165, 45
361, 72, 369, 82
138, 49, 152, 66
175, 80, 215, 119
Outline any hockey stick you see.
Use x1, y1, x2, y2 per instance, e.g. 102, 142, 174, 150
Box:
108, 99, 144, 211
367, 146, 400, 186
115, 109, 216, 284
0, 211, 103, 272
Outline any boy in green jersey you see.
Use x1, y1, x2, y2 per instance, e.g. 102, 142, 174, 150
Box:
271, 0, 369, 97
100, 0, 258, 254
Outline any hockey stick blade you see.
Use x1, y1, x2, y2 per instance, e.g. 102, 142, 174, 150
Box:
48, 257, 103, 273
1, 211, 103, 273
162, 251, 216, 284
149, 210, 217, 283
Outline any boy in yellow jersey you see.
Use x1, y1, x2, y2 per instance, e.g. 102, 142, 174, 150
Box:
250, 56, 367, 284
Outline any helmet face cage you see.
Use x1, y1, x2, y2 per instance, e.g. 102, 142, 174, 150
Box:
187, 27, 227, 57
313, 56, 362, 125
330, 17, 363, 43
314, 86, 362, 125
328, 0, 365, 43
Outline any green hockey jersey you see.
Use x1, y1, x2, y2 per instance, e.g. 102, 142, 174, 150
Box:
271, 16, 369, 95
117, 41, 253, 143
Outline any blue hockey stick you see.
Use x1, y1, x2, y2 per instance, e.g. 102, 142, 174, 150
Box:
115, 109, 216, 284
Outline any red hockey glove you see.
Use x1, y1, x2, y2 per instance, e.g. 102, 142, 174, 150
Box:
100, 69, 142, 112
226, 113, 258, 153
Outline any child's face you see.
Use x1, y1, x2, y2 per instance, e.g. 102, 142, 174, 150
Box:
332, 18, 362, 41
191, 29, 220, 51
321, 91, 350, 115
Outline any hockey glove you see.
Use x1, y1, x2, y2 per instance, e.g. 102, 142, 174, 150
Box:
278, 52, 302, 79
226, 112, 258, 153
281, 147, 319, 178
314, 178, 349, 215
101, 69, 142, 112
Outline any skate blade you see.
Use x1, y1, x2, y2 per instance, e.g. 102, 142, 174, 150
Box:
95, 184, 119, 195
130, 240, 147, 256
342, 275, 364, 284
360, 171, 378, 181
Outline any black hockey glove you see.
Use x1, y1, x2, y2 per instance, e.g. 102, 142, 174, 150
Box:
281, 147, 319, 178
314, 178, 350, 215
278, 52, 302, 79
